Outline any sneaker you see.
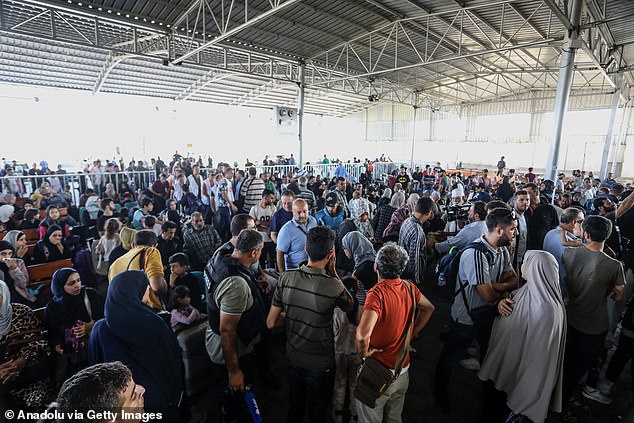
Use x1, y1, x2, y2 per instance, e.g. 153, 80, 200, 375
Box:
582, 386, 612, 404
467, 346, 478, 357
459, 357, 480, 370
597, 378, 615, 395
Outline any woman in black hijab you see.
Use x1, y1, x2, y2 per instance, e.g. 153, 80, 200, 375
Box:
88, 270, 184, 421
34, 225, 71, 264
45, 268, 104, 382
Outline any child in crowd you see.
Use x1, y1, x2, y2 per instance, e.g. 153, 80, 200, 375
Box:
94, 218, 122, 275
142, 215, 162, 237
169, 285, 200, 328
168, 253, 206, 313
332, 277, 360, 423
19, 208, 41, 229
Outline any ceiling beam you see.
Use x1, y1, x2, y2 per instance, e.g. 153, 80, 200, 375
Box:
172, 0, 302, 64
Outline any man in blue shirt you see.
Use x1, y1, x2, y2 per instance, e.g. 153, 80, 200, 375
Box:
472, 183, 493, 203
543, 207, 584, 296
435, 201, 488, 254
334, 163, 348, 180
276, 199, 317, 271
132, 198, 154, 229
270, 190, 295, 243
315, 193, 345, 231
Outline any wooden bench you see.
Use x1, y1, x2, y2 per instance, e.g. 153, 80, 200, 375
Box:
27, 258, 73, 289
23, 228, 40, 242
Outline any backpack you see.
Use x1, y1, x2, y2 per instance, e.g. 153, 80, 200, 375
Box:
128, 206, 139, 223
73, 248, 98, 288
435, 242, 493, 302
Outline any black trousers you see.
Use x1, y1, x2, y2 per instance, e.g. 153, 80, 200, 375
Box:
286, 361, 335, 423
606, 333, 634, 388
562, 324, 606, 403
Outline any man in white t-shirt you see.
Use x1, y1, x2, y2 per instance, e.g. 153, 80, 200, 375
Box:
249, 189, 277, 268
212, 168, 237, 243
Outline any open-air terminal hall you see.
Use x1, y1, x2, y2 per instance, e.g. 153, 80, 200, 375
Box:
1, 1, 634, 423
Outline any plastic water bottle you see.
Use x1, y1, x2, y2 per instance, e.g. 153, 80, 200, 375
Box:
438, 271, 446, 286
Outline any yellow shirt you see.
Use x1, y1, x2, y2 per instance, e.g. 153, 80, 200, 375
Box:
108, 246, 165, 310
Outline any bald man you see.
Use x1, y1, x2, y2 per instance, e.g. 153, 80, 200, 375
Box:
276, 199, 318, 271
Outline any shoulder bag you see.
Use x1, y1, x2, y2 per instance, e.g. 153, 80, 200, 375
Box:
354, 281, 416, 408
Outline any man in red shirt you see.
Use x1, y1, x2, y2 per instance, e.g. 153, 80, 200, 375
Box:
355, 243, 435, 422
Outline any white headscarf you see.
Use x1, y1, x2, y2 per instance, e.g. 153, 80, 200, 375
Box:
0, 280, 13, 338
85, 196, 101, 220
0, 205, 14, 223
478, 250, 566, 423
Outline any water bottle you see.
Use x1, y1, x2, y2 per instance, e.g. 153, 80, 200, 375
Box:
438, 271, 446, 286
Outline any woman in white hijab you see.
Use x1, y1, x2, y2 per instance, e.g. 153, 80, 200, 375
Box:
478, 250, 566, 423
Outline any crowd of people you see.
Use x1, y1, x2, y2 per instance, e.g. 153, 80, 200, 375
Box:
0, 151, 632, 423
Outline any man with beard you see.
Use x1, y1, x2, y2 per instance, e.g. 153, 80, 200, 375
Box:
276, 199, 317, 271
250, 189, 277, 268
434, 208, 517, 412
510, 190, 530, 273
183, 211, 221, 271
524, 183, 559, 250
315, 193, 345, 231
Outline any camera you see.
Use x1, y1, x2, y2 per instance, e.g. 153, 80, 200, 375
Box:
445, 203, 471, 222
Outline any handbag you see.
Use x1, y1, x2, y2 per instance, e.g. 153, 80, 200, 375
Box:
219, 385, 262, 423
63, 291, 94, 365
353, 281, 416, 408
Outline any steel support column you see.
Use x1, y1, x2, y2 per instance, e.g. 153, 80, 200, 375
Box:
544, 0, 582, 181
611, 100, 632, 176
600, 85, 621, 179
429, 108, 436, 142
297, 60, 306, 168
409, 92, 419, 170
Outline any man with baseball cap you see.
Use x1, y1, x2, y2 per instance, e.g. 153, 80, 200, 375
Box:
315, 193, 345, 231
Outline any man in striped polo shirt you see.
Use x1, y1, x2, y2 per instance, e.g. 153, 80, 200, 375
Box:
239, 167, 265, 213
267, 226, 354, 423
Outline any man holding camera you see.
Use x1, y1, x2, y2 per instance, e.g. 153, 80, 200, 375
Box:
435, 201, 488, 254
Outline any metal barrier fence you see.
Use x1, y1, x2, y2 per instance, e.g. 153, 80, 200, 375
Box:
202, 163, 369, 183
0, 171, 157, 206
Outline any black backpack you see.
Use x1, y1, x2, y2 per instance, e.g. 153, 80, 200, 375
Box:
435, 242, 493, 302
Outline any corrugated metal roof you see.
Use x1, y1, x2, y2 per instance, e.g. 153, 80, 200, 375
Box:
0, 0, 632, 116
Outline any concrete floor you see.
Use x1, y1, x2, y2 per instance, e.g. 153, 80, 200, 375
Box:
190, 281, 634, 423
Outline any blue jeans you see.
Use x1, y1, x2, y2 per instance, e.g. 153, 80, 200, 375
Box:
213, 207, 232, 243
286, 360, 335, 423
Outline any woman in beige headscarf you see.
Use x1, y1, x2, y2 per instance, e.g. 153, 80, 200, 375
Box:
478, 250, 566, 423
